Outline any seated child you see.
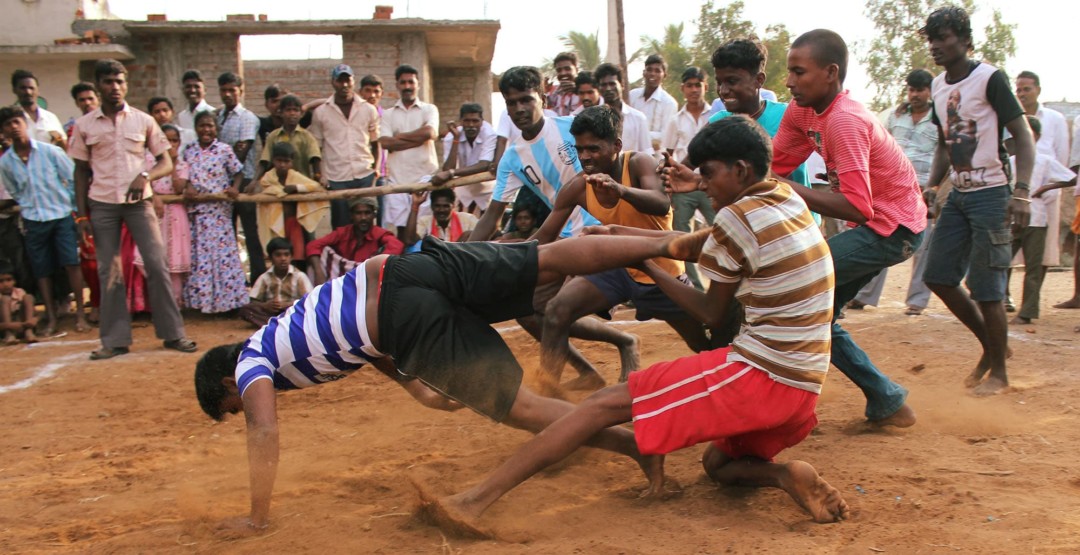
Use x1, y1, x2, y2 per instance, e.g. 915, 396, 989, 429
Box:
427, 115, 849, 536
255, 142, 328, 269
238, 237, 313, 328
0, 261, 37, 344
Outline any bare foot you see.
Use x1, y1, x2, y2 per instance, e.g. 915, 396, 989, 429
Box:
665, 228, 712, 262
39, 320, 57, 338
87, 307, 100, 325
563, 371, 607, 391
24, 329, 38, 344
965, 346, 1012, 388
1053, 298, 1080, 309
972, 377, 1008, 397
868, 403, 916, 429
616, 334, 640, 382
1, 335, 17, 346
412, 478, 493, 540
1008, 316, 1032, 325
634, 454, 678, 499
74, 317, 91, 333
778, 461, 850, 523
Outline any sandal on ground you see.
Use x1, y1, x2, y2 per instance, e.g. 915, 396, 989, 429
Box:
163, 338, 198, 353
904, 306, 924, 316
90, 346, 129, 360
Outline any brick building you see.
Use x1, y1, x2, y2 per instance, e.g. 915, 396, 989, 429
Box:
71, 16, 500, 134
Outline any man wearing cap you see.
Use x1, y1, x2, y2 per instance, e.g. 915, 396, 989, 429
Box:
307, 64, 382, 229
305, 196, 403, 286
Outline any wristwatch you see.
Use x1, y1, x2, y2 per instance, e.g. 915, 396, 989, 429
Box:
139, 171, 150, 181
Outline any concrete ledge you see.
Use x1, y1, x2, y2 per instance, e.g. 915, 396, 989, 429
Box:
121, 18, 500, 35
0, 43, 134, 61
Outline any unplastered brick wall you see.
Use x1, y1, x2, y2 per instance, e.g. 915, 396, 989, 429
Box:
433, 67, 482, 130
125, 31, 241, 115
243, 60, 341, 116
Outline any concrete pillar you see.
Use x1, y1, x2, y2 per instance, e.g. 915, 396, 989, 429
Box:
474, 65, 492, 124
398, 32, 431, 102
158, 34, 183, 101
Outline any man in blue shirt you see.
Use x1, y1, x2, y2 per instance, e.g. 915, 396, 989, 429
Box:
0, 107, 88, 335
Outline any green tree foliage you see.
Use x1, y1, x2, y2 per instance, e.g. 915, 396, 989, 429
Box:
858, 0, 1017, 111
762, 24, 793, 102
539, 30, 603, 82
633, 23, 693, 103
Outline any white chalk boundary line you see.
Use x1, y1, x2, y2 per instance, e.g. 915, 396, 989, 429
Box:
1, 320, 664, 394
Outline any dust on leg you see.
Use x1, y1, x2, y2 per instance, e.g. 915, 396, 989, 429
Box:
703, 444, 848, 523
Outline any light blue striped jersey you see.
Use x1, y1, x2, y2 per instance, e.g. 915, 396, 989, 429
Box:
493, 116, 599, 237
235, 261, 384, 397
0, 139, 75, 222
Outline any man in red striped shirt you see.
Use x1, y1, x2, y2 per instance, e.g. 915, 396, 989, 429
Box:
770, 29, 927, 428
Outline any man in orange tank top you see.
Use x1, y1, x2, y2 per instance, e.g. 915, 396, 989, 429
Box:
532, 105, 718, 390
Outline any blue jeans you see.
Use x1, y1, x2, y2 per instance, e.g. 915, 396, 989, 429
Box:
829, 224, 924, 420
328, 173, 377, 229
922, 186, 1011, 302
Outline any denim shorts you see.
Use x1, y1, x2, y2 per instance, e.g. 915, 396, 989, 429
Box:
584, 268, 694, 322
922, 185, 1011, 302
23, 217, 79, 279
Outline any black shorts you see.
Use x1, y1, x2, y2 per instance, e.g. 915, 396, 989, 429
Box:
377, 236, 540, 422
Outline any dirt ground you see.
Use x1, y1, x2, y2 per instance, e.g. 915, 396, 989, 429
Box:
2, 259, 1079, 554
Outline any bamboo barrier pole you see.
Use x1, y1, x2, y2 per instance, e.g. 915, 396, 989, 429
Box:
155, 172, 495, 204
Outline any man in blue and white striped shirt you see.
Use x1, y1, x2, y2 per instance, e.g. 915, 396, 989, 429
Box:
193, 230, 705, 534
0, 107, 88, 335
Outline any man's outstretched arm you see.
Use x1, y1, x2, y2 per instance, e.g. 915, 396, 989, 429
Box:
638, 260, 740, 329
241, 379, 279, 529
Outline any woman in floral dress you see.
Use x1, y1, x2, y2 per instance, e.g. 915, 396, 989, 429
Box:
180, 111, 248, 314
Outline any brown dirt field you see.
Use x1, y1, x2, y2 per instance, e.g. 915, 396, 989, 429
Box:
2, 260, 1080, 554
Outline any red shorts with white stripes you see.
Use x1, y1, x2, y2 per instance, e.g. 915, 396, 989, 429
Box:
627, 347, 818, 460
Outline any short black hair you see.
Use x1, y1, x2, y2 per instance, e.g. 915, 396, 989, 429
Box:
681, 66, 707, 83
570, 105, 622, 143
574, 71, 597, 91
278, 94, 303, 111
0, 106, 27, 127
1025, 115, 1042, 137
711, 38, 767, 74
499, 66, 545, 97
271, 141, 297, 160
791, 29, 849, 83
264, 84, 284, 101
0, 258, 14, 277
553, 52, 578, 67
11, 69, 36, 89
70, 82, 97, 99
266, 237, 293, 255
430, 188, 457, 204
594, 63, 623, 84
217, 72, 243, 87
644, 53, 667, 71
193, 110, 218, 129
687, 115, 773, 180
395, 64, 419, 81
147, 96, 173, 113
920, 6, 973, 46
161, 123, 180, 136
194, 343, 245, 421
359, 74, 383, 88
1017, 70, 1040, 87
905, 69, 934, 89
459, 102, 483, 118
181, 70, 203, 83
94, 59, 127, 82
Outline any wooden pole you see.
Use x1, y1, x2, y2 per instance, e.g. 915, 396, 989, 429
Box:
156, 172, 495, 204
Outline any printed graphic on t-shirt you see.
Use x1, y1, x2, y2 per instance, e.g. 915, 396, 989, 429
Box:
944, 90, 982, 184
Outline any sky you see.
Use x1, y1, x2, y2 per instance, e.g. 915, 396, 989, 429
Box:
109, 0, 1079, 104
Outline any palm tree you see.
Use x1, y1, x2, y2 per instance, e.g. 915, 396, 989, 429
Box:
633, 23, 692, 103
558, 30, 603, 71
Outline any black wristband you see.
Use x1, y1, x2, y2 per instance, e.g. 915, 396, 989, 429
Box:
1014, 182, 1029, 191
